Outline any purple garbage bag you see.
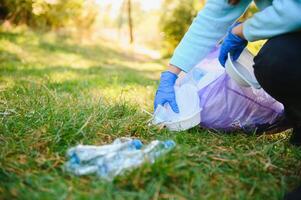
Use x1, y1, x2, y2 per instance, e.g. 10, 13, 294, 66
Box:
198, 72, 284, 132
178, 46, 285, 133
172, 46, 285, 133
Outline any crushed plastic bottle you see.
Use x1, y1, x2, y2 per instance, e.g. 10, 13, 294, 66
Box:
65, 138, 143, 176
67, 138, 143, 163
97, 140, 175, 180
64, 138, 176, 180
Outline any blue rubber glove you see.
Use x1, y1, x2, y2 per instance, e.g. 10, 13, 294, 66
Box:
154, 71, 179, 113
218, 23, 248, 67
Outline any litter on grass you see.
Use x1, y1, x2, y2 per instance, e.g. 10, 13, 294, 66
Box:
65, 137, 176, 180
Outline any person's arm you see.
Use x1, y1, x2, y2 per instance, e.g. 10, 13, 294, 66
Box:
232, 23, 245, 39
169, 0, 252, 73
243, 0, 301, 42
167, 64, 182, 75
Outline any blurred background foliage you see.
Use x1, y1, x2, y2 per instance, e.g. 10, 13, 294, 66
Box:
159, 0, 258, 56
0, 0, 98, 31
159, 0, 201, 56
0, 0, 260, 57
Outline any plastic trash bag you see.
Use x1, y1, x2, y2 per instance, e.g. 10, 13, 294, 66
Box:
153, 47, 284, 133
198, 73, 283, 132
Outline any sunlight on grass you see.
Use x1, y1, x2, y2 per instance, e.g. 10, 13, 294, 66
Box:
44, 53, 96, 69
122, 61, 165, 73
90, 84, 156, 109
0, 39, 29, 62
49, 71, 80, 83
0, 29, 161, 109
0, 77, 15, 90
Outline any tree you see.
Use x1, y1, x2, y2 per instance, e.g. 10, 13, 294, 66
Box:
127, 0, 134, 43
0, 0, 99, 30
160, 0, 198, 56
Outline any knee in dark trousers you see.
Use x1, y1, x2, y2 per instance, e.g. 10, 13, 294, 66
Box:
253, 32, 301, 143
253, 32, 301, 200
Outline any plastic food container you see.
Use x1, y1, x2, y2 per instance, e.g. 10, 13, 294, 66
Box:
164, 110, 201, 131
225, 49, 261, 89
152, 84, 201, 131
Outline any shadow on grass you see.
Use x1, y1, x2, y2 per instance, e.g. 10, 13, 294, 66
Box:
0, 51, 20, 63
38, 40, 151, 64
0, 30, 163, 65
1, 63, 158, 91
0, 31, 20, 43
0, 30, 161, 93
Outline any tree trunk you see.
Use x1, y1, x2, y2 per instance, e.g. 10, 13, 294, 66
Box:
127, 0, 134, 43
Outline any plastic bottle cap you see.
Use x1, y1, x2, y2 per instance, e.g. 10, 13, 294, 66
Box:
164, 140, 176, 149
70, 153, 80, 164
132, 139, 143, 149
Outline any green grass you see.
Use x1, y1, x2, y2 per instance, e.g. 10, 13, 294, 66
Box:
1, 28, 301, 200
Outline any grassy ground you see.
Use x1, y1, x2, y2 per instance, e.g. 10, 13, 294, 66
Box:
1, 28, 301, 200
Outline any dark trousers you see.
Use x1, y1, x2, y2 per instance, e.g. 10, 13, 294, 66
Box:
253, 32, 301, 139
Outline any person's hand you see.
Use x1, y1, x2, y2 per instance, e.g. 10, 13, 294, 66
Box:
154, 71, 179, 113
219, 22, 248, 67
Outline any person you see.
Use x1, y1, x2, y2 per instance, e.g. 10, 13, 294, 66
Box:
154, 0, 301, 199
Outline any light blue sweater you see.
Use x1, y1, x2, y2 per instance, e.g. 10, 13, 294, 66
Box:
170, 0, 301, 72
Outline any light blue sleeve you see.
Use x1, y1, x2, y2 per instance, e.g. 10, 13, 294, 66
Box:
243, 0, 301, 41
170, 0, 251, 72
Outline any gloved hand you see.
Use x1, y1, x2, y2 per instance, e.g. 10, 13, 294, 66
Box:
218, 22, 248, 67
154, 71, 179, 113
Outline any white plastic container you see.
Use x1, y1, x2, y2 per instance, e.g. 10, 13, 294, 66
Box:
164, 110, 201, 131
225, 49, 261, 89
152, 84, 201, 131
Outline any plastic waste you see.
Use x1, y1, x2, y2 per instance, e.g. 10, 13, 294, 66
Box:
198, 73, 284, 132
225, 49, 261, 89
152, 83, 202, 131
65, 138, 176, 180
153, 84, 200, 123
152, 49, 223, 131
152, 46, 284, 133
98, 140, 175, 180
66, 137, 142, 163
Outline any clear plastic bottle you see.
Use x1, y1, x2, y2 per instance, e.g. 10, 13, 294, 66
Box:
65, 138, 143, 175
97, 140, 176, 180
67, 138, 143, 163
65, 139, 175, 179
